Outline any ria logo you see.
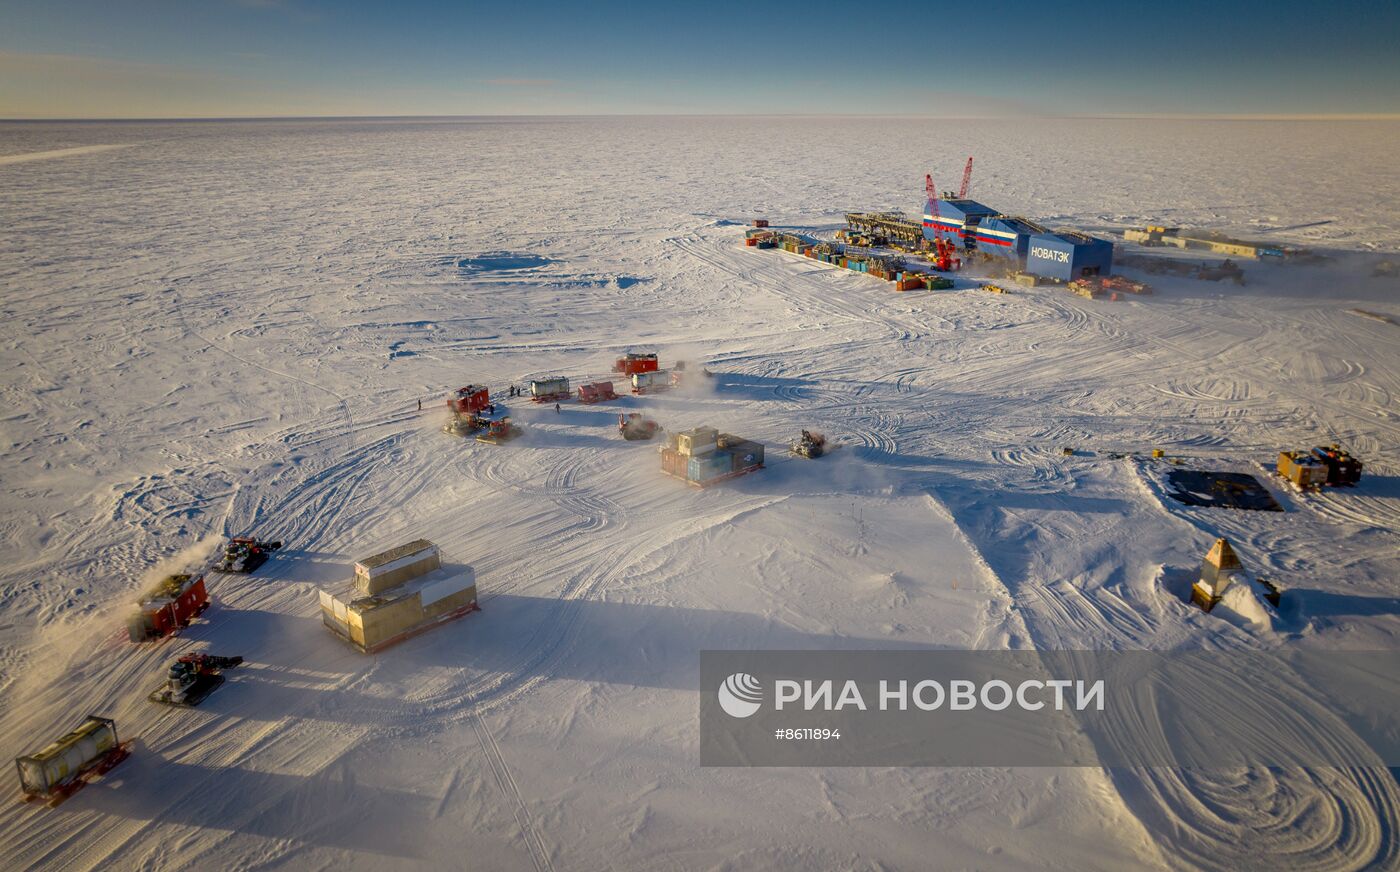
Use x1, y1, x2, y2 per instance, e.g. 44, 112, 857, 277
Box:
717, 672, 763, 718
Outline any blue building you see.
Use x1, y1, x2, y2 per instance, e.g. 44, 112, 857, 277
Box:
1025, 231, 1114, 282
922, 198, 999, 250
970, 216, 1047, 260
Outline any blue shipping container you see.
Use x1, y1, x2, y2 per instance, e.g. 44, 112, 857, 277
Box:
688, 450, 732, 482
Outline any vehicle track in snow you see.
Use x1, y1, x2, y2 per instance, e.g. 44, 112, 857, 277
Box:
473, 712, 555, 872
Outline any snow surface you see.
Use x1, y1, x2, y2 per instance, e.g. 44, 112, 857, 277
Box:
0, 117, 1398, 871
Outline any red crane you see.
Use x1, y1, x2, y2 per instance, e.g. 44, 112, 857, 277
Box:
958, 156, 974, 199
924, 173, 957, 272
925, 173, 942, 242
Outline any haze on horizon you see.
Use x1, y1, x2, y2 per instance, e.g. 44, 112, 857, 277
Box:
1, 0, 1398, 119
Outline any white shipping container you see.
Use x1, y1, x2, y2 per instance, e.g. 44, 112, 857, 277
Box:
632, 370, 670, 389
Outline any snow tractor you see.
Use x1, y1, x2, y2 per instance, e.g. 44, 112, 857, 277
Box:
619, 413, 661, 441
443, 414, 480, 437
791, 430, 828, 458
476, 417, 522, 445
127, 573, 210, 642
16, 715, 131, 808
215, 537, 282, 574
148, 653, 244, 707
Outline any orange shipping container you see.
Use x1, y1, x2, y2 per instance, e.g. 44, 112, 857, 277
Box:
661, 448, 688, 478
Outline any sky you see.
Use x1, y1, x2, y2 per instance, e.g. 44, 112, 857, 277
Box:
1, 0, 1398, 119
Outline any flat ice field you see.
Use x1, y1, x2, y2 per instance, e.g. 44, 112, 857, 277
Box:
1, 118, 1398, 871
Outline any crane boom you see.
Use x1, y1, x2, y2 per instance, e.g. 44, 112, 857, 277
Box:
958, 157, 974, 199
925, 173, 941, 242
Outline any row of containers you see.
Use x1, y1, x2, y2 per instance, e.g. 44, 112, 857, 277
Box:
746, 229, 953, 291
660, 426, 765, 487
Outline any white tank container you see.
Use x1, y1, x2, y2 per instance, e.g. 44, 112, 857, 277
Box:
531, 376, 569, 397
16, 716, 118, 794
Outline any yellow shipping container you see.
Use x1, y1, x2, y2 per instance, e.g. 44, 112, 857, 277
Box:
321, 541, 478, 653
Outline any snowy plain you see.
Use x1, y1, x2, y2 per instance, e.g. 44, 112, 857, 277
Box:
0, 116, 1398, 871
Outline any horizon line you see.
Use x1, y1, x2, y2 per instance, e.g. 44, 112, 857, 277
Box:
3, 112, 1399, 124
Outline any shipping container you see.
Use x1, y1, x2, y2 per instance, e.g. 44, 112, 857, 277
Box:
1311, 446, 1363, 486
688, 450, 732, 482
577, 381, 618, 404
661, 447, 688, 478
447, 385, 491, 414
127, 573, 210, 642
614, 353, 659, 376
355, 539, 441, 595
676, 426, 719, 455
724, 439, 764, 471
529, 376, 570, 400
1277, 451, 1327, 489
15, 716, 122, 799
321, 541, 478, 654
631, 369, 671, 392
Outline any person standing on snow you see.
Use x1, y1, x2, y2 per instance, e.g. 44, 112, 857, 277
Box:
555, 403, 561, 414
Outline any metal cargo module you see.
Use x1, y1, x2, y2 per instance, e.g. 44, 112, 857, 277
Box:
688, 450, 732, 482
1277, 451, 1327, 488
354, 539, 441, 595
321, 540, 478, 654
577, 381, 617, 404
127, 573, 210, 642
529, 376, 570, 401
675, 426, 718, 456
1311, 445, 1363, 486
718, 434, 764, 471
631, 369, 671, 393
447, 385, 490, 414
1025, 231, 1114, 282
15, 715, 123, 799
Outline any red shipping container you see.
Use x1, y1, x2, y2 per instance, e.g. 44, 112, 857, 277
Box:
447, 385, 490, 414
128, 574, 210, 642
614, 354, 660, 376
